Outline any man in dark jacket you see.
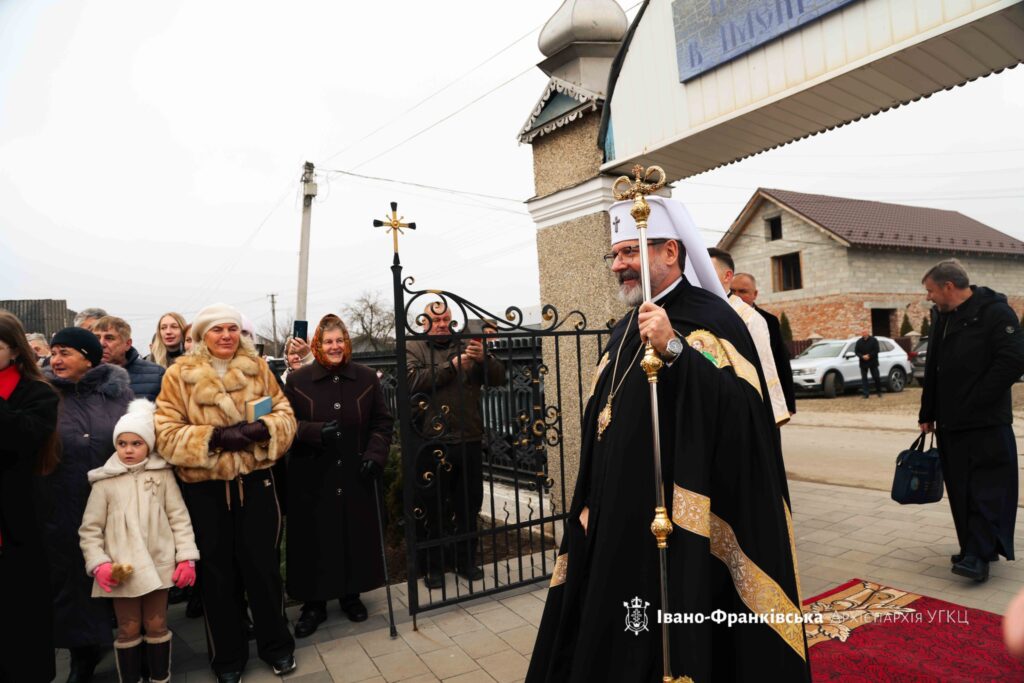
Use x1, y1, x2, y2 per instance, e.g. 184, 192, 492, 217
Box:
92, 316, 165, 400
731, 273, 796, 415
919, 259, 1024, 583
854, 330, 882, 398
407, 301, 505, 588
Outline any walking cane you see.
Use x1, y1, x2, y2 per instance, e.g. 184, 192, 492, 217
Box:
372, 476, 399, 638
612, 165, 692, 683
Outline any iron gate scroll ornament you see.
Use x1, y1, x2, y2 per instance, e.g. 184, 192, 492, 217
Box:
374, 202, 610, 624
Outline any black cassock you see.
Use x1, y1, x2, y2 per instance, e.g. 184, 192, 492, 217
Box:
527, 278, 810, 682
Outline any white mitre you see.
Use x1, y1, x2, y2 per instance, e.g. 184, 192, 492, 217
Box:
608, 196, 725, 300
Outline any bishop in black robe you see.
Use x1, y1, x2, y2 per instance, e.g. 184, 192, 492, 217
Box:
526, 276, 810, 682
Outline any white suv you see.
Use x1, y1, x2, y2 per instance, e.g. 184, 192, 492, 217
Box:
790, 337, 913, 398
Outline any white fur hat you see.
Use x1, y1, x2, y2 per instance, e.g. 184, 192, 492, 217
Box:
113, 399, 157, 450
608, 196, 727, 300
192, 303, 243, 342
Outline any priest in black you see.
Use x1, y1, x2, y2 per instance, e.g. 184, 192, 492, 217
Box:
526, 197, 809, 683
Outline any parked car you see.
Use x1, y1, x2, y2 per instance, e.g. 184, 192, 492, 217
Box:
909, 337, 928, 385
790, 336, 913, 398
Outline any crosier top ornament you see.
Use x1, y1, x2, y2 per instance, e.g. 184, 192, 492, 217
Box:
612, 164, 667, 228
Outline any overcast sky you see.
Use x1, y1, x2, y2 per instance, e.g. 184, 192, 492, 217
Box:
2, 0, 1022, 346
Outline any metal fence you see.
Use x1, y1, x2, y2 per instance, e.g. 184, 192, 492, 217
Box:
373, 252, 609, 622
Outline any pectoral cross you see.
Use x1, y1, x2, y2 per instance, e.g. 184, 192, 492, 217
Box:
373, 202, 416, 254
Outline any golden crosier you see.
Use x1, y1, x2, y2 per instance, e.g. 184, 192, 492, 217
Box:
650, 506, 673, 549
641, 343, 664, 383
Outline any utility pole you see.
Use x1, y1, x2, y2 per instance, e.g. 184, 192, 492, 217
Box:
268, 293, 279, 355
296, 161, 317, 321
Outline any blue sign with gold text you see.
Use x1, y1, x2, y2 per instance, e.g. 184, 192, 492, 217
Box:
673, 0, 859, 83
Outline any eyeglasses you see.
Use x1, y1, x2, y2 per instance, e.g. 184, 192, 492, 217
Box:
602, 240, 668, 265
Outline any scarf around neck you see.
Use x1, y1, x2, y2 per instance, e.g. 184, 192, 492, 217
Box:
0, 364, 22, 400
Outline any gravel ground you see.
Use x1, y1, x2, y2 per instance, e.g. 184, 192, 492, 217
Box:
795, 383, 1024, 416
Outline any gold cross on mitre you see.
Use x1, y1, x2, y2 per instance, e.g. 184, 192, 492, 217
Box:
612, 164, 666, 227
372, 201, 416, 254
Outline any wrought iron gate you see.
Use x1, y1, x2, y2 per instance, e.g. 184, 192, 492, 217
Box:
363, 248, 612, 619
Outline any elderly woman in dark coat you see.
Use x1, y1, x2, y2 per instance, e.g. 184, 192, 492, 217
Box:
44, 327, 134, 682
0, 312, 61, 683
284, 314, 394, 637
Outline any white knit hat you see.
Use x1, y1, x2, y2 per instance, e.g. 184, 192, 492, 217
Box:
191, 303, 243, 343
113, 399, 157, 451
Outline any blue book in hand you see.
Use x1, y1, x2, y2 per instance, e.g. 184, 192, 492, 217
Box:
246, 396, 273, 423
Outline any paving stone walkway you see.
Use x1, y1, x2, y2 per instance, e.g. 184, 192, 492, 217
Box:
67, 479, 1024, 682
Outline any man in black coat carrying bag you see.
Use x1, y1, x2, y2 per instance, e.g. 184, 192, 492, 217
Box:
919, 259, 1024, 583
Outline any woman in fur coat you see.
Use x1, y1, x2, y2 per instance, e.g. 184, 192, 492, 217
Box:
154, 303, 297, 683
0, 312, 61, 683
79, 399, 199, 683
45, 326, 135, 682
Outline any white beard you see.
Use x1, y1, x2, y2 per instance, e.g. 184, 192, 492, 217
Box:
617, 282, 644, 306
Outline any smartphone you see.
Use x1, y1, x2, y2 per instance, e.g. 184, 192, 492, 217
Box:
292, 320, 308, 342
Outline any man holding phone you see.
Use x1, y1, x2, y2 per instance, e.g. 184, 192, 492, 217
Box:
407, 301, 505, 589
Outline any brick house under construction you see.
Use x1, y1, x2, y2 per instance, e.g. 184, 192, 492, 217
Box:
717, 188, 1024, 340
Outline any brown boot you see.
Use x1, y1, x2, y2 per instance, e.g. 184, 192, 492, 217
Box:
113, 637, 143, 683
143, 632, 172, 683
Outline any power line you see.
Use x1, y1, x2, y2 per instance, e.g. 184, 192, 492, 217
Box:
179, 181, 297, 313
318, 1, 643, 168
320, 168, 526, 204
349, 66, 537, 171
320, 26, 541, 166
319, 171, 530, 217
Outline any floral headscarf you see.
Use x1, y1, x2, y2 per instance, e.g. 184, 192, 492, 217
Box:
311, 314, 351, 369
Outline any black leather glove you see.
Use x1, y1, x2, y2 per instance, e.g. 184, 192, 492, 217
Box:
360, 459, 383, 480
239, 420, 270, 443
210, 425, 249, 452
321, 421, 343, 451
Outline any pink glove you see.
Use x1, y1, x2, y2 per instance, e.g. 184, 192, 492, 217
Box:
94, 563, 117, 593
172, 561, 196, 588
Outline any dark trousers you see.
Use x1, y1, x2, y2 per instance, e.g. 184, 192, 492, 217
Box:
180, 470, 294, 674
860, 365, 882, 396
421, 441, 484, 572
938, 426, 1018, 561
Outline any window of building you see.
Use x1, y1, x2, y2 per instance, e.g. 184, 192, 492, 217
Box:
766, 215, 783, 241
772, 252, 802, 291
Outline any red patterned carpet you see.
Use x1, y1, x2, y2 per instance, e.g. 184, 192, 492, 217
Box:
802, 579, 1024, 681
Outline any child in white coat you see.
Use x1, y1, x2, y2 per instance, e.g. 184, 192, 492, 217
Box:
79, 399, 200, 683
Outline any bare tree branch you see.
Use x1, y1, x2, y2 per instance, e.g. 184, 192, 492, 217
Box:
341, 290, 395, 352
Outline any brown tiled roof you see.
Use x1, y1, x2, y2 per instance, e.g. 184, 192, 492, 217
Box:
757, 188, 1024, 256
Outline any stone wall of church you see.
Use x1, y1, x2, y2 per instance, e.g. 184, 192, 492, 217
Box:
531, 115, 605, 198
535, 210, 621, 518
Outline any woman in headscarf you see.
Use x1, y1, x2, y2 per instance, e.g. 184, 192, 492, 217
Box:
154, 303, 296, 683
283, 314, 393, 638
